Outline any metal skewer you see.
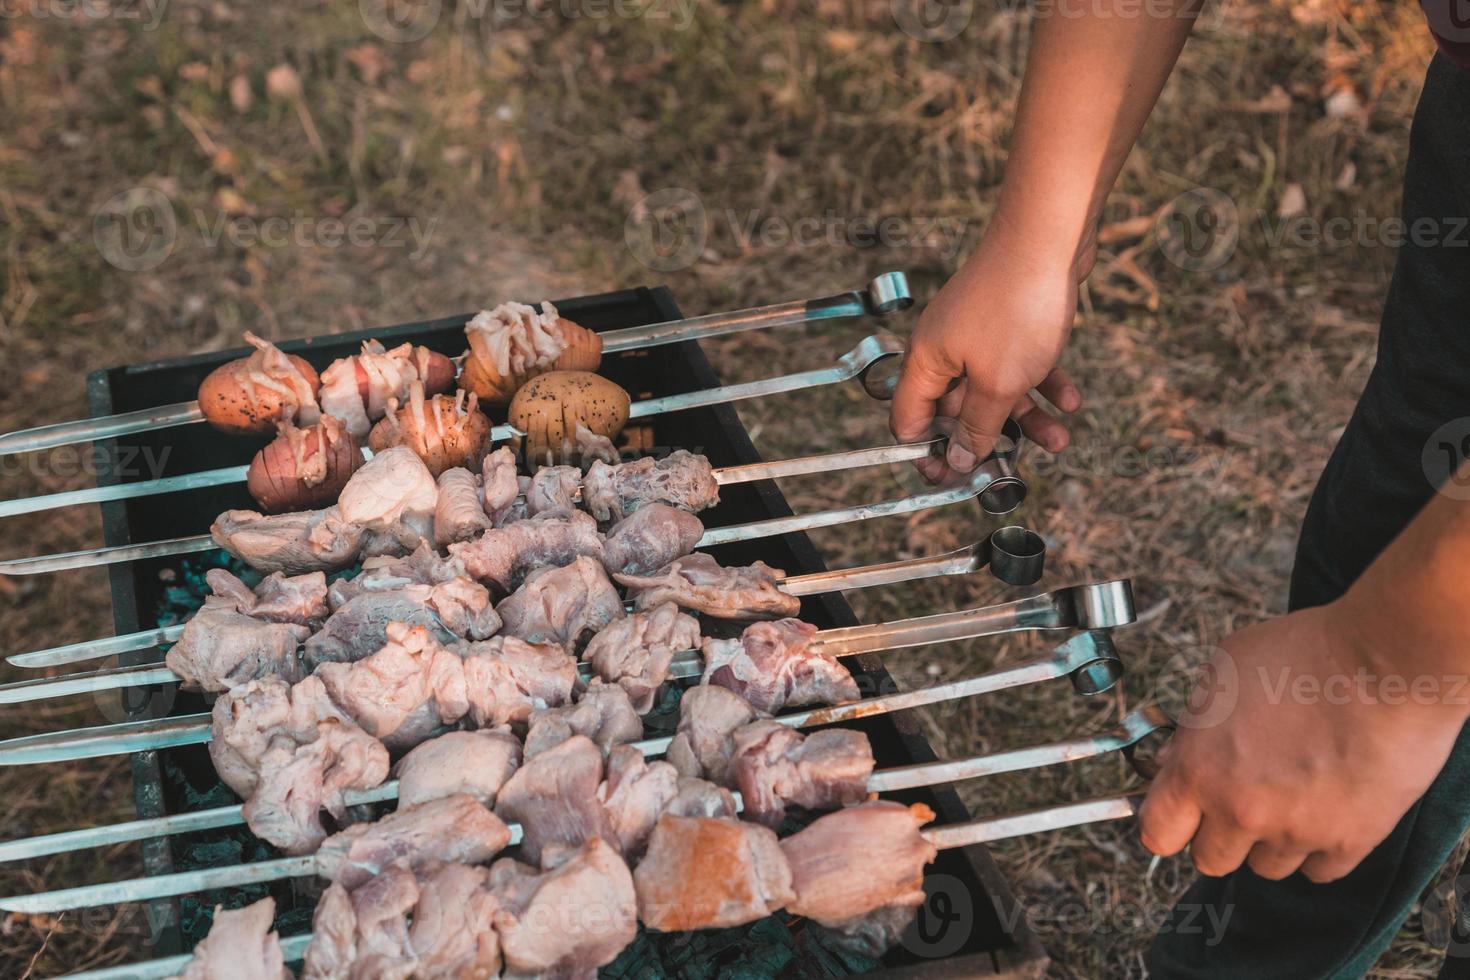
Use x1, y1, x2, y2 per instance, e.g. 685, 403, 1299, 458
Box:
0, 699, 1166, 914
0, 422, 1020, 578
0, 580, 1132, 767
0, 640, 1147, 865
5, 518, 1040, 674
0, 273, 911, 458
0, 330, 904, 519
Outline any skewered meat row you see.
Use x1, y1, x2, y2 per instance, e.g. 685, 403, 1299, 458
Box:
215, 446, 717, 578
615, 551, 801, 620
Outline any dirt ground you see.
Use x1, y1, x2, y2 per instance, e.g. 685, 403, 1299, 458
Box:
0, 1, 1457, 976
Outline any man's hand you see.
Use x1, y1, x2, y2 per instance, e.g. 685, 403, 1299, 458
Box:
889, 218, 1085, 483
1138, 602, 1469, 882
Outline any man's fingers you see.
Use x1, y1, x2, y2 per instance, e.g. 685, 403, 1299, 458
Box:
1035, 367, 1083, 413
948, 386, 1015, 472
1137, 776, 1203, 858
1011, 393, 1070, 453
889, 356, 955, 444
1246, 842, 1309, 881
1188, 814, 1256, 877
1299, 848, 1366, 884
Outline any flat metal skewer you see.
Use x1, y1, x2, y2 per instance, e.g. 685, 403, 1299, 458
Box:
4, 519, 1040, 680
0, 331, 903, 519
0, 427, 1020, 578
0, 645, 1153, 865
1, 700, 1166, 913
0, 580, 1132, 767
0, 273, 911, 458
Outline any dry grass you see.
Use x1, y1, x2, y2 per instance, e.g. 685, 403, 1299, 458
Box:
0, 0, 1451, 976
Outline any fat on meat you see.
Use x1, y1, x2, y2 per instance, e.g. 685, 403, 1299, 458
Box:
316, 794, 511, 890
601, 503, 704, 576
171, 897, 291, 980
582, 602, 700, 713
635, 815, 795, 932
597, 745, 678, 860
495, 555, 623, 650
448, 508, 604, 591
212, 507, 365, 575
315, 623, 469, 750
523, 678, 643, 758
616, 552, 801, 620
665, 684, 759, 784
206, 568, 330, 627
167, 609, 308, 692
458, 635, 578, 730
395, 728, 523, 808
480, 447, 527, 527
701, 618, 859, 713
525, 464, 580, 515
336, 446, 438, 544
727, 720, 875, 827
302, 864, 419, 980
433, 466, 492, 546
581, 449, 719, 522
489, 837, 637, 977
781, 801, 938, 930
325, 544, 466, 606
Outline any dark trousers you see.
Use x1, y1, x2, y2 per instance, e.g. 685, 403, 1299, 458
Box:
1146, 53, 1470, 980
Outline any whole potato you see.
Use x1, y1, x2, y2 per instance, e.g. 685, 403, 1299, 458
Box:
247, 416, 364, 513
509, 370, 631, 466
198, 332, 321, 435
369, 385, 494, 476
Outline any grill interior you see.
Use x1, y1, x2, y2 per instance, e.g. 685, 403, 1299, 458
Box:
82, 285, 1048, 977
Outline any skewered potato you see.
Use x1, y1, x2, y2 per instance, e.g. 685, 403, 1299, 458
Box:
459, 301, 602, 405
509, 370, 631, 466
368, 384, 494, 476
246, 416, 365, 513
198, 332, 321, 435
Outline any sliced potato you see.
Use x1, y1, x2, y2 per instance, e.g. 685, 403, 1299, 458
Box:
510, 370, 631, 466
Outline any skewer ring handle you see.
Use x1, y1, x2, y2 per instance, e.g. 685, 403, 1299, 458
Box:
984, 525, 1046, 587
1122, 706, 1176, 779
1062, 630, 1126, 696
862, 271, 913, 316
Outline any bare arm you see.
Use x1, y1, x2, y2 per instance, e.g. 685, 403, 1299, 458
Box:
891, 7, 1196, 478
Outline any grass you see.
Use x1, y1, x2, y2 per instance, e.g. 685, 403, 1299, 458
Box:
0, 0, 1453, 976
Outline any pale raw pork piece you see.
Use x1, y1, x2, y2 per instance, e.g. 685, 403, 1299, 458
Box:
173, 897, 291, 980
325, 543, 465, 606
616, 552, 801, 620
494, 734, 605, 866
666, 776, 739, 819
449, 508, 604, 591
781, 801, 938, 928
212, 507, 365, 575
495, 555, 623, 650
316, 794, 511, 890
523, 678, 643, 757
458, 635, 578, 729
601, 503, 704, 576
702, 618, 859, 713
433, 466, 492, 546
583, 602, 700, 713
480, 446, 527, 527
206, 567, 330, 627
302, 865, 418, 980
315, 623, 469, 750
635, 815, 795, 931
304, 576, 502, 670
489, 837, 638, 977
526, 464, 581, 514
727, 720, 875, 827
167, 608, 308, 692
597, 745, 679, 859
665, 684, 758, 784
582, 449, 720, 522
395, 729, 523, 808
336, 446, 438, 543
209, 676, 389, 855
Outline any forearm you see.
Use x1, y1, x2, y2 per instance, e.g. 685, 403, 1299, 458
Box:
1339, 466, 1470, 684
992, 4, 1197, 274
